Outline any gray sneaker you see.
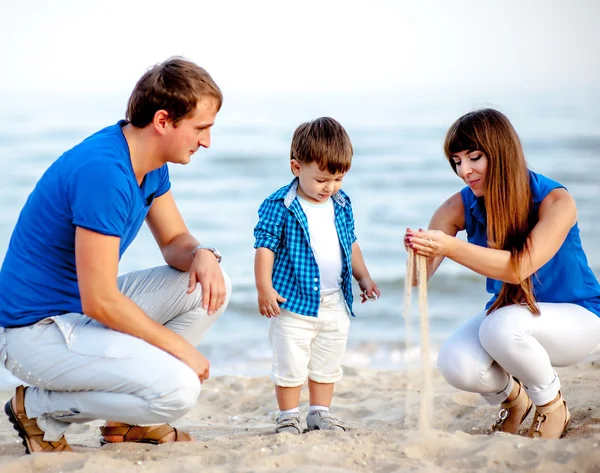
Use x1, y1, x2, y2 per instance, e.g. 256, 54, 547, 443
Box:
275, 413, 302, 434
306, 411, 346, 431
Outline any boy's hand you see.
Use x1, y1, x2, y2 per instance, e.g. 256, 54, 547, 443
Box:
358, 277, 381, 303
257, 287, 287, 318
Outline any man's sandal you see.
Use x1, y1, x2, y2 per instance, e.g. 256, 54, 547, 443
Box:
100, 423, 193, 445
4, 385, 72, 453
527, 391, 570, 439
491, 378, 533, 434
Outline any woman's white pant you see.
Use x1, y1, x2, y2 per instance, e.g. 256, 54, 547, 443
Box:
437, 303, 600, 407
0, 265, 231, 441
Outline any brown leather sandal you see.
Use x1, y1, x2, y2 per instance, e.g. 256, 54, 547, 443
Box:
491, 378, 533, 434
100, 423, 193, 445
528, 391, 570, 439
4, 385, 72, 454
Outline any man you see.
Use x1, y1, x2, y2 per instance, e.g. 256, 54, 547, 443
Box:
0, 57, 230, 453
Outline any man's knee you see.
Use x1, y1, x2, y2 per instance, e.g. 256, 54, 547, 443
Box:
148, 366, 202, 423
222, 268, 232, 306
190, 267, 232, 312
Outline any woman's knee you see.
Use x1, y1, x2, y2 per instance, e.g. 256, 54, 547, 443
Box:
437, 340, 485, 392
478, 307, 524, 357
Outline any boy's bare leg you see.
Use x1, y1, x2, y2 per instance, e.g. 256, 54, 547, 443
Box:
275, 385, 302, 410
308, 379, 334, 407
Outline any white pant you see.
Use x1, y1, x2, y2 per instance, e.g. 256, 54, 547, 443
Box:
269, 290, 350, 386
437, 303, 600, 406
0, 265, 231, 441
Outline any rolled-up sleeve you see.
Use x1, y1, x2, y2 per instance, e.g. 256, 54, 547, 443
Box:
254, 199, 285, 252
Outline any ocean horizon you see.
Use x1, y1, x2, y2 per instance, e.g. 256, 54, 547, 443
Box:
0, 88, 599, 384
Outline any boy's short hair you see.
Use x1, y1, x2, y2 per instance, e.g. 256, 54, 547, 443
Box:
126, 56, 223, 128
290, 117, 353, 175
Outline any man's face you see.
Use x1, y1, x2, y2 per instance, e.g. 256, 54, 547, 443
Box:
164, 99, 218, 165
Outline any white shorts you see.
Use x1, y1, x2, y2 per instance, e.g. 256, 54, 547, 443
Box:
269, 290, 351, 387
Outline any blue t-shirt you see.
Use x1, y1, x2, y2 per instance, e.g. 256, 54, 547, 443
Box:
0, 121, 171, 327
461, 171, 600, 317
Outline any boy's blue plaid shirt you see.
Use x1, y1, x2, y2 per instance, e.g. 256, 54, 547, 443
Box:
254, 178, 357, 317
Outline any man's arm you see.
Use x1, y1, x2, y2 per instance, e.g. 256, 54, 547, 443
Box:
145, 190, 226, 315
75, 226, 210, 381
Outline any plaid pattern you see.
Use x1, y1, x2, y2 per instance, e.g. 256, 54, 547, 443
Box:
254, 178, 357, 317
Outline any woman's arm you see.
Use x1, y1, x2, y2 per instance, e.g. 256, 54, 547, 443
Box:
406, 192, 465, 280
409, 188, 577, 283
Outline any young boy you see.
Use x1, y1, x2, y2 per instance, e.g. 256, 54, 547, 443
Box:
253, 117, 380, 434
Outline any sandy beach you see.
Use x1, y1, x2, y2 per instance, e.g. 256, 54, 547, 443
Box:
0, 355, 598, 473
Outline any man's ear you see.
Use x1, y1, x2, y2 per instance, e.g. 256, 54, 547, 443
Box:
290, 159, 301, 177
153, 110, 170, 133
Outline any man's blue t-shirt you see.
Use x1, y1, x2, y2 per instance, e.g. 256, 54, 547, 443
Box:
0, 121, 171, 327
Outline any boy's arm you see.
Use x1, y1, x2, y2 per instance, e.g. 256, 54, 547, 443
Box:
351, 241, 370, 281
254, 248, 287, 317
344, 195, 379, 301
255, 247, 275, 291
352, 241, 381, 302
254, 199, 287, 317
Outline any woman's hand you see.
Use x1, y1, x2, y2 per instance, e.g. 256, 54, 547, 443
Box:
405, 228, 457, 258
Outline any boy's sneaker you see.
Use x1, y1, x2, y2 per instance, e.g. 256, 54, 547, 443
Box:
306, 411, 346, 431
275, 413, 302, 434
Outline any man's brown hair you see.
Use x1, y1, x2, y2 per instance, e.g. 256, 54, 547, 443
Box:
126, 57, 222, 128
290, 117, 353, 175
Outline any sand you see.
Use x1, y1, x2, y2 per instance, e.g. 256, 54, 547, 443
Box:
0, 355, 599, 473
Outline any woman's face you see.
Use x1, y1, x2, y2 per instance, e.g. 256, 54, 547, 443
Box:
451, 150, 489, 197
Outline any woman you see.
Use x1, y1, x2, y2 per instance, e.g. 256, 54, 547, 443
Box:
404, 108, 600, 439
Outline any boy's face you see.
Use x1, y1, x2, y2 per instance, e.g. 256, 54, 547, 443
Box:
162, 99, 218, 165
291, 160, 346, 204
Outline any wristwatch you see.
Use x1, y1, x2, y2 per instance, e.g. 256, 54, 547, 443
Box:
192, 245, 222, 263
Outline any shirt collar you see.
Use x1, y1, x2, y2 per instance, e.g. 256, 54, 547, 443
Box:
283, 178, 347, 209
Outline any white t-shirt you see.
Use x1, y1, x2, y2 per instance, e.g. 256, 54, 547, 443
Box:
298, 196, 343, 294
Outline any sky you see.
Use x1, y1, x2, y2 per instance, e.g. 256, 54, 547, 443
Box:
1, 0, 599, 99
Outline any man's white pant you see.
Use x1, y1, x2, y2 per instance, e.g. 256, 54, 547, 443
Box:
0, 265, 231, 441
437, 303, 600, 407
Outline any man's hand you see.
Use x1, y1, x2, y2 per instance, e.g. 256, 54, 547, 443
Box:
187, 249, 226, 316
180, 345, 211, 383
257, 286, 287, 318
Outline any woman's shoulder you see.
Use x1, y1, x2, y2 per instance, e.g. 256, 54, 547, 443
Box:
431, 191, 466, 232
529, 171, 567, 203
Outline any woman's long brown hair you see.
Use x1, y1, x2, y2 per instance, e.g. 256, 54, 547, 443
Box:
444, 109, 539, 315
